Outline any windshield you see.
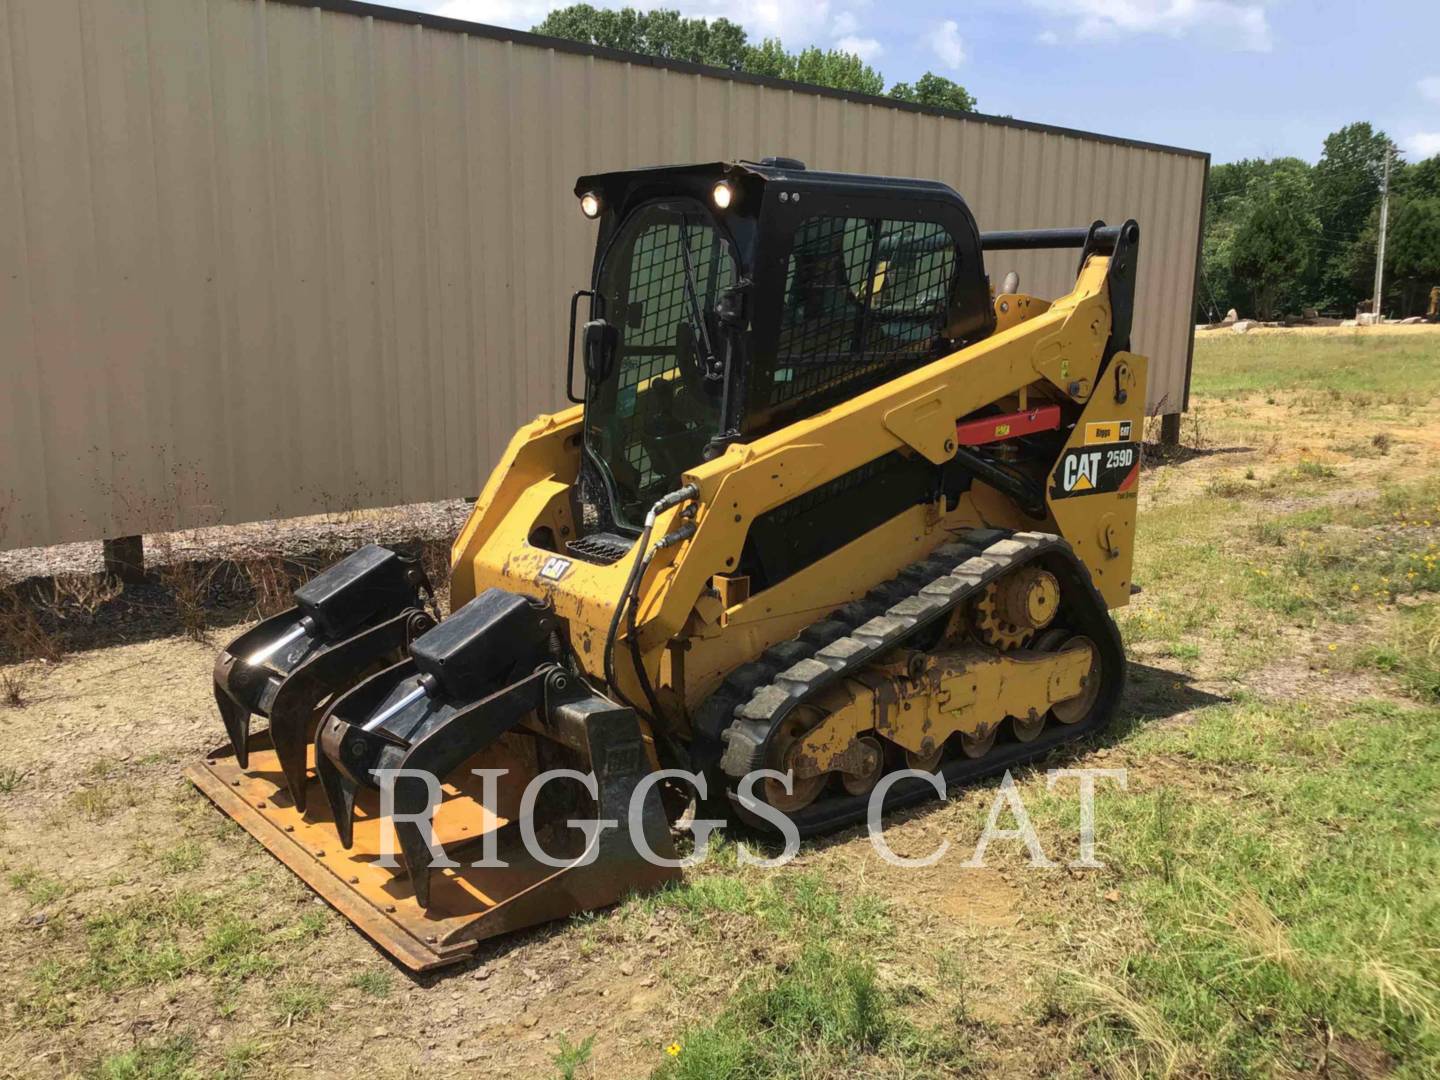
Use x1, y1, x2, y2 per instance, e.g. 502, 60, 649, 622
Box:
584, 200, 736, 530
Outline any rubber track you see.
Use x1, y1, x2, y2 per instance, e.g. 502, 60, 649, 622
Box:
689, 530, 1006, 772
713, 529, 1126, 836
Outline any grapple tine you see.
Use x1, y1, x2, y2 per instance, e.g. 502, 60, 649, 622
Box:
314, 733, 359, 849
267, 610, 435, 812
313, 658, 424, 848
212, 607, 309, 769
387, 670, 550, 906
209, 544, 432, 801
212, 661, 253, 768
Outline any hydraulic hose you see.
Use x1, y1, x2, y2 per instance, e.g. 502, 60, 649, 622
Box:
601, 484, 699, 717
627, 521, 697, 727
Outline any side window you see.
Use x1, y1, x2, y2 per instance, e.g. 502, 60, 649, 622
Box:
771, 216, 959, 407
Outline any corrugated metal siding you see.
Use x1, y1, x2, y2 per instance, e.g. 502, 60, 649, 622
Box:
0, 0, 1206, 550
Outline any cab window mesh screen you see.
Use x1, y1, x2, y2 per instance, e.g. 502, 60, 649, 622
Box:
587, 201, 732, 528
770, 216, 958, 406
613, 219, 730, 496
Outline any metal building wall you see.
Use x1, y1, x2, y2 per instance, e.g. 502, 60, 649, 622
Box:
0, 0, 1207, 551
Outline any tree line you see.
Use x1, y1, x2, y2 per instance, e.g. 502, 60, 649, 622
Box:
532, 5, 977, 112
1204, 123, 1440, 320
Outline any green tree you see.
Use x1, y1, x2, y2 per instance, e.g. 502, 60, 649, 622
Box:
533, 5, 969, 103
1200, 158, 1312, 319
888, 72, 977, 112
1384, 194, 1440, 315
788, 46, 885, 96
533, 4, 749, 68
1227, 160, 1322, 319
1395, 154, 1440, 201
1198, 211, 1239, 321
1311, 123, 1391, 309
1326, 154, 1440, 316
1199, 128, 1439, 320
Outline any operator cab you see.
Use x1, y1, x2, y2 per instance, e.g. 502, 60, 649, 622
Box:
570, 158, 994, 541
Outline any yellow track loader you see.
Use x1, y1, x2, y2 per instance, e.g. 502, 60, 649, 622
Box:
190, 158, 1147, 970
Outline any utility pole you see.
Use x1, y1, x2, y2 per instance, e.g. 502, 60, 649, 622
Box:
1372, 143, 1393, 321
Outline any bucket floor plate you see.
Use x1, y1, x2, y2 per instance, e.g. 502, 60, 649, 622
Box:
187, 733, 556, 971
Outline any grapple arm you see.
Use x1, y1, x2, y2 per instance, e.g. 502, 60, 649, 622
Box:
211, 544, 433, 810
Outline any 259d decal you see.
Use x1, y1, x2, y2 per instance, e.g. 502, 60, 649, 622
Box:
1050, 442, 1140, 499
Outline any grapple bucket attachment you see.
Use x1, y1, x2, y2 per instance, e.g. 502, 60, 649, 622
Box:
212, 544, 433, 810
189, 587, 680, 971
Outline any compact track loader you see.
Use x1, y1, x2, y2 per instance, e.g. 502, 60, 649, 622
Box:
190, 159, 1147, 970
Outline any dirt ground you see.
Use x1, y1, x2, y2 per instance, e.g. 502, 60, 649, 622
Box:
0, 630, 1180, 1078
2, 327, 1438, 1078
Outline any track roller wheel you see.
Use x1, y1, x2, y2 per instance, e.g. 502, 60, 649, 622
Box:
1051, 634, 1101, 725
1012, 709, 1046, 742
960, 727, 997, 758
763, 708, 827, 813
841, 736, 885, 797
904, 741, 945, 773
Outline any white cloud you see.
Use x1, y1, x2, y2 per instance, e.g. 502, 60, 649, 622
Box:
1419, 76, 1440, 105
931, 19, 966, 68
1037, 29, 1060, 45
1402, 132, 1440, 159
832, 11, 860, 37
835, 35, 884, 61
1027, 1, 1272, 53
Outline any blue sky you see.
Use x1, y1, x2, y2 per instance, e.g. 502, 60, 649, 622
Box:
392, 0, 1440, 164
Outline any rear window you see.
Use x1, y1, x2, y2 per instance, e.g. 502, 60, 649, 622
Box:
767, 215, 959, 408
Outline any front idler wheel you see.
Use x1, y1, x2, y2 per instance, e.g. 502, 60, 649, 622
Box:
763, 709, 827, 813
1049, 634, 1101, 725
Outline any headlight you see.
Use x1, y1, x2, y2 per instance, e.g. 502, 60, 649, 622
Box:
711, 181, 734, 210
580, 191, 602, 219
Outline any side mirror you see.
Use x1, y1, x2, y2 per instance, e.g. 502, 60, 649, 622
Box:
582, 319, 620, 385
565, 290, 594, 404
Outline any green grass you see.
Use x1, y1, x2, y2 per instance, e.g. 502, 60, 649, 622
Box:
67, 781, 141, 821
629, 857, 973, 1076
158, 840, 207, 874
7, 868, 67, 906
1239, 485, 1440, 618
1358, 605, 1440, 702
90, 1035, 200, 1080
1116, 497, 1251, 661
219, 1041, 265, 1079
347, 969, 394, 999
1122, 476, 1440, 659
625, 842, 891, 943
653, 942, 974, 1079
552, 1033, 597, 1080
18, 881, 333, 1028
272, 982, 326, 1024
1191, 333, 1440, 401
1059, 698, 1440, 1076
